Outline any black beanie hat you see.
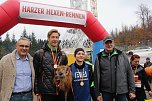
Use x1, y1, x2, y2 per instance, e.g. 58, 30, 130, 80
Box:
146, 57, 150, 60
74, 48, 85, 57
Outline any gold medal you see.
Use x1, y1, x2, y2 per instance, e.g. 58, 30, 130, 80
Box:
54, 64, 58, 69
51, 48, 59, 69
80, 81, 84, 86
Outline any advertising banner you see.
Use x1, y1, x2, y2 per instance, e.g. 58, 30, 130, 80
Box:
20, 1, 87, 25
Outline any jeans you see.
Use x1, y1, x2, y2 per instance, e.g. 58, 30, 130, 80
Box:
102, 92, 127, 101
10, 92, 32, 101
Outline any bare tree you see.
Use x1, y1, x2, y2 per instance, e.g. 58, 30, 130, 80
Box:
136, 4, 152, 29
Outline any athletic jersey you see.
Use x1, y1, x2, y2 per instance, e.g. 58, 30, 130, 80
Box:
71, 63, 91, 101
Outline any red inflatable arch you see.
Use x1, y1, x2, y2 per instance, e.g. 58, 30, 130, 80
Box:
0, 0, 108, 42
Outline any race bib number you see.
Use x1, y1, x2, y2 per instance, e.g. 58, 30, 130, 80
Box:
134, 75, 141, 88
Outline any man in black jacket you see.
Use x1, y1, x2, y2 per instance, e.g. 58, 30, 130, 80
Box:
94, 36, 136, 101
33, 29, 68, 101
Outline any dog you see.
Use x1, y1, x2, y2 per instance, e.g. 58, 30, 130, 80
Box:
54, 65, 72, 93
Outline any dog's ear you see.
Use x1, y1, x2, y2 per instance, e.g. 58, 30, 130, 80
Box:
65, 66, 71, 76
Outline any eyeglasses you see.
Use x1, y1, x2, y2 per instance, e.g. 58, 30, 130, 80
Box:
19, 45, 30, 48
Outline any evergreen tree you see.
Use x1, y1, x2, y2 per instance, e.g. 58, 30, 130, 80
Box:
3, 33, 12, 54
21, 27, 28, 38
29, 32, 38, 56
11, 33, 16, 50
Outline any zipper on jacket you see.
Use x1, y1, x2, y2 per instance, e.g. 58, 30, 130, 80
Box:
108, 53, 111, 60
41, 71, 44, 83
109, 54, 113, 92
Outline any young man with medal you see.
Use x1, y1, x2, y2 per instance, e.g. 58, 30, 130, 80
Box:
33, 29, 68, 101
67, 48, 95, 101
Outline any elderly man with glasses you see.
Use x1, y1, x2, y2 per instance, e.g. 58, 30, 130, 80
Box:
0, 37, 36, 101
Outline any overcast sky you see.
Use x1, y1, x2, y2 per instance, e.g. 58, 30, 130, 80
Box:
0, 0, 152, 40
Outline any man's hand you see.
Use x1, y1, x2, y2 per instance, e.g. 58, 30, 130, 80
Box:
97, 95, 102, 101
129, 93, 136, 100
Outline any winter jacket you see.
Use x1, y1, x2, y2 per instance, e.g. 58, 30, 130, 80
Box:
33, 42, 68, 95
94, 48, 135, 95
144, 62, 152, 68
127, 64, 151, 101
135, 65, 151, 90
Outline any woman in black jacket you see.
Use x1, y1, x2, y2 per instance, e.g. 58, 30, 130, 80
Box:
129, 54, 152, 101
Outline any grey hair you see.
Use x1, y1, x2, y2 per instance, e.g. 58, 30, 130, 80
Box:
17, 37, 31, 44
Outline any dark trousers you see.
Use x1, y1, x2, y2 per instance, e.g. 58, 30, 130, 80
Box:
90, 87, 97, 101
41, 93, 65, 101
102, 92, 127, 101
